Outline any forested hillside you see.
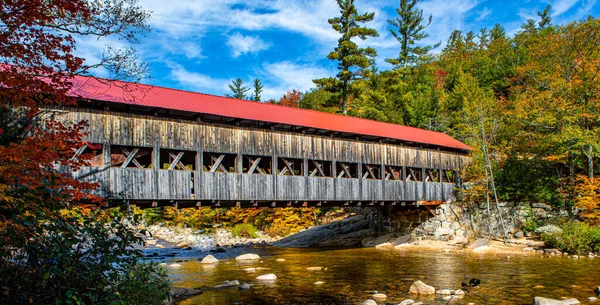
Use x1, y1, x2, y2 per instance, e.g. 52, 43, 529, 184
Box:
258, 2, 600, 222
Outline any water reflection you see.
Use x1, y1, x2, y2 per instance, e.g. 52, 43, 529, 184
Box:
172, 247, 600, 305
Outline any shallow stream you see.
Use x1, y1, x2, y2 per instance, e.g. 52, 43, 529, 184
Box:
165, 246, 600, 305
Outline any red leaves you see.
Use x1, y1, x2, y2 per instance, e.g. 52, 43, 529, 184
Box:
278, 89, 302, 108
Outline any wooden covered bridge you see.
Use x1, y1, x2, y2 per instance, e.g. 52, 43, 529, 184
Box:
48, 76, 471, 208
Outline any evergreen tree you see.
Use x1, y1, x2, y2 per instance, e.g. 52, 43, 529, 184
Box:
226, 78, 250, 100
386, 0, 439, 68
252, 78, 263, 101
313, 0, 378, 115
538, 5, 552, 29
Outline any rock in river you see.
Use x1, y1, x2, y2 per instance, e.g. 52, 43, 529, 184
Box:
372, 293, 386, 301
533, 297, 580, 305
398, 299, 415, 305
256, 274, 277, 281
235, 253, 260, 261
361, 300, 377, 305
200, 254, 219, 264
409, 280, 435, 295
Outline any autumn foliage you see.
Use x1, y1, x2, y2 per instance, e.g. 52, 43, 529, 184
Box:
0, 1, 170, 304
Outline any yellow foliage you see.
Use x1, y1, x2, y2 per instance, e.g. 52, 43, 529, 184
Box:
575, 175, 600, 225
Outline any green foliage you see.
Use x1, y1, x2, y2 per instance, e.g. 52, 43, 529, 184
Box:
0, 205, 171, 305
252, 78, 263, 102
231, 223, 259, 238
226, 78, 250, 99
313, 0, 378, 114
386, 0, 439, 68
541, 220, 600, 254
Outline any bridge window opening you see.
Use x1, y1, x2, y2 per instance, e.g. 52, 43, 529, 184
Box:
384, 165, 402, 181
243, 155, 272, 174
72, 143, 104, 167
110, 145, 153, 169
160, 149, 196, 171
278, 157, 303, 176
308, 159, 332, 177
336, 162, 358, 179
405, 167, 423, 182
442, 170, 455, 183
425, 169, 440, 182
362, 163, 381, 180
203, 152, 237, 173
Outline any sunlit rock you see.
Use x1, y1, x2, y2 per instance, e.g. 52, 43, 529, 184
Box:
372, 293, 386, 301
533, 297, 580, 305
398, 299, 415, 305
409, 280, 435, 295
235, 253, 260, 261
256, 274, 277, 281
169, 263, 182, 268
200, 254, 219, 264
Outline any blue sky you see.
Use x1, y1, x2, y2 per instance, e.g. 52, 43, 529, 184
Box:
80, 0, 599, 100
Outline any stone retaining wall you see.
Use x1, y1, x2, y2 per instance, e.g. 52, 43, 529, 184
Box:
380, 202, 560, 241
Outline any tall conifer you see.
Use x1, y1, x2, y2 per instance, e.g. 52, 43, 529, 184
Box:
313, 0, 378, 115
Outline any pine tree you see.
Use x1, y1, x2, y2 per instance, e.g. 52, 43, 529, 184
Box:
538, 5, 552, 29
252, 78, 263, 102
313, 0, 378, 115
386, 0, 439, 69
226, 78, 250, 100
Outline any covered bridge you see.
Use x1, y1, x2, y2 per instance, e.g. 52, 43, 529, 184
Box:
48, 76, 471, 208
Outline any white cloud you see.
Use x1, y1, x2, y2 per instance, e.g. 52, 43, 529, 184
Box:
227, 33, 271, 58
167, 63, 229, 94
476, 7, 492, 21
259, 61, 334, 100
549, 0, 579, 16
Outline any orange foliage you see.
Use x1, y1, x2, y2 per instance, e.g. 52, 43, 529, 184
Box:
278, 89, 301, 107
575, 176, 600, 225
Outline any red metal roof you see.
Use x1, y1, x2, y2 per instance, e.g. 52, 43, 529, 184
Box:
68, 75, 471, 152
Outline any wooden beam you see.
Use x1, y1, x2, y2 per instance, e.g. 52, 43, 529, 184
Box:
209, 154, 227, 173
70, 144, 88, 161
120, 148, 141, 168
247, 157, 264, 174
167, 151, 185, 170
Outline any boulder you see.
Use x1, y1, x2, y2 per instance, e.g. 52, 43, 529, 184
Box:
362, 233, 394, 247
375, 242, 393, 248
409, 280, 435, 295
443, 295, 461, 301
588, 297, 598, 301
214, 280, 240, 288
436, 289, 452, 295
276, 258, 286, 262
169, 263, 182, 268
470, 239, 489, 249
372, 293, 386, 301
271, 215, 376, 247
544, 249, 562, 255
235, 253, 260, 261
200, 255, 219, 264
256, 274, 277, 281
535, 225, 563, 235
313, 281, 325, 285
176, 241, 190, 248
391, 234, 412, 246
435, 228, 454, 236
533, 297, 580, 305
238, 283, 251, 290
514, 231, 524, 238
399, 299, 415, 305
361, 300, 377, 305
242, 267, 256, 273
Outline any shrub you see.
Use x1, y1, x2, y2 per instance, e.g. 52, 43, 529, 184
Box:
541, 220, 600, 254
0, 205, 171, 305
231, 223, 259, 238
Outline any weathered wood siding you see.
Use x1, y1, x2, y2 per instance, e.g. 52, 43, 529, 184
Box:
48, 107, 469, 203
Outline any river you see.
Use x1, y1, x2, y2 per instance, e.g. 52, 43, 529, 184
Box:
165, 246, 600, 305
